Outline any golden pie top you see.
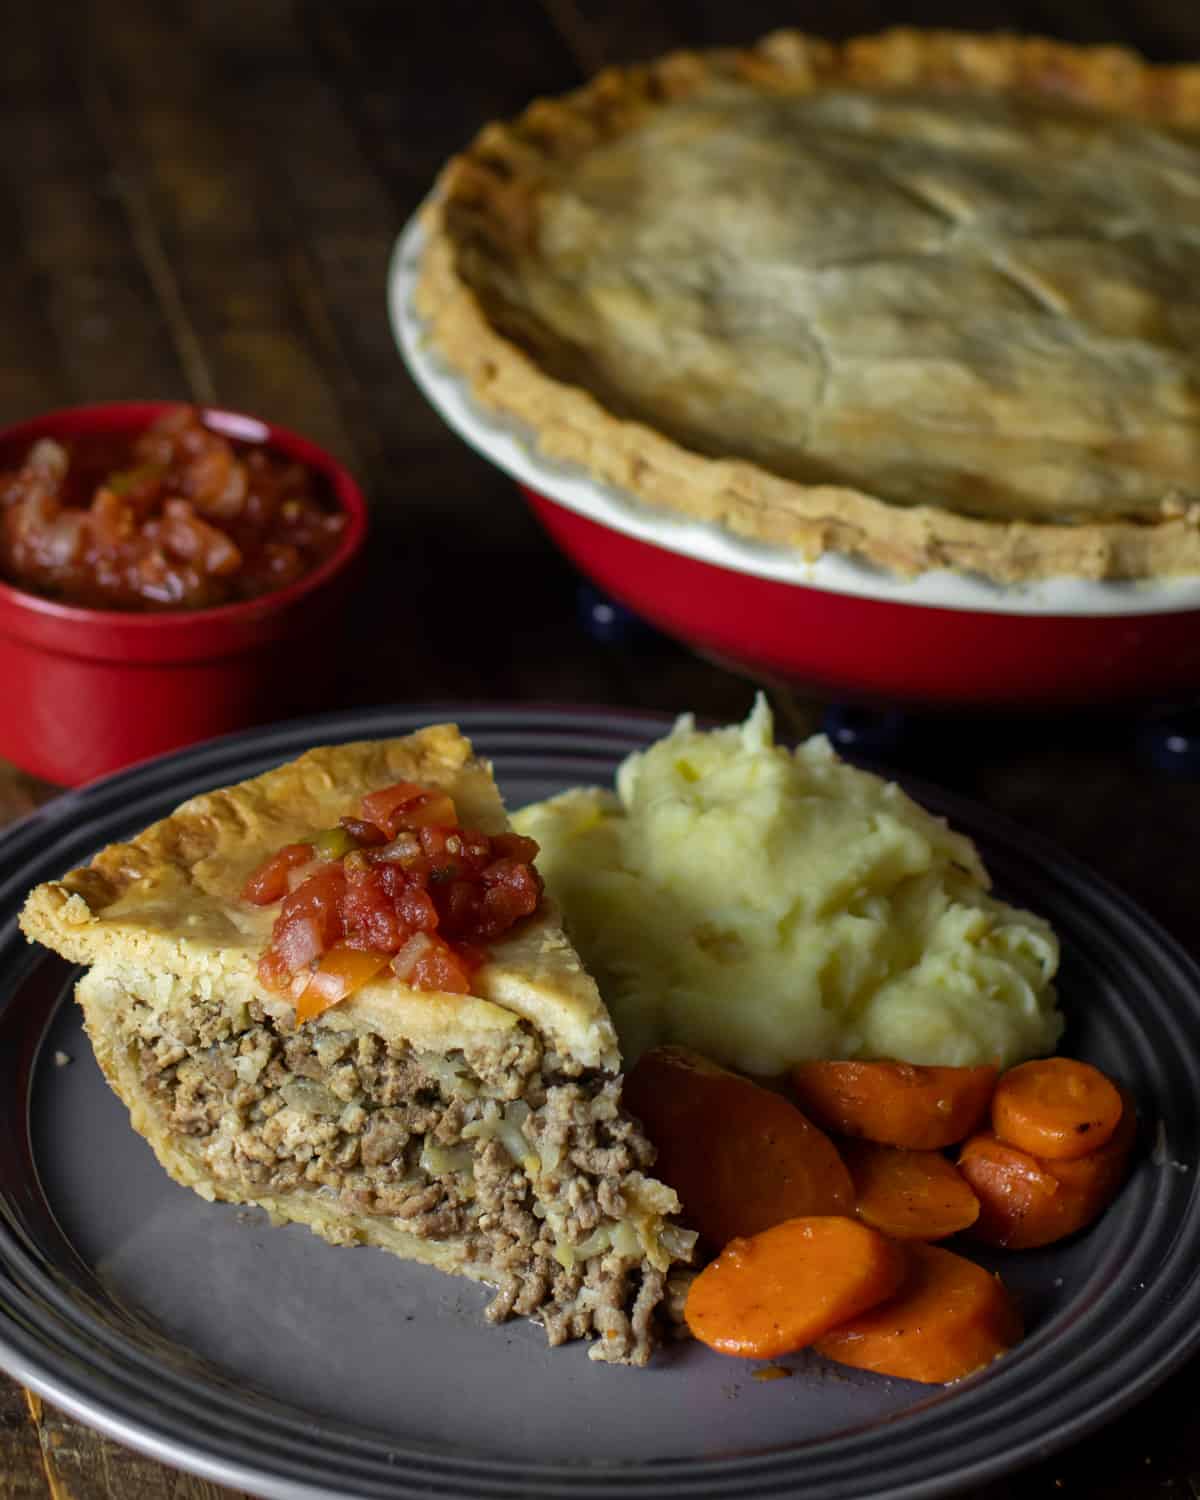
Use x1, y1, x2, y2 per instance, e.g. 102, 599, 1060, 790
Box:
417, 31, 1200, 583
20, 726, 620, 1072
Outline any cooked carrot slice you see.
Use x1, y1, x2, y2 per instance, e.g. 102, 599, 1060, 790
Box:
685, 1216, 909, 1359
840, 1138, 980, 1241
815, 1241, 1022, 1384
991, 1057, 1123, 1160
790, 1060, 998, 1150
624, 1046, 853, 1249
958, 1087, 1137, 1250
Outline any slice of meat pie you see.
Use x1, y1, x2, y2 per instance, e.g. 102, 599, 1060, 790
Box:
20, 725, 692, 1363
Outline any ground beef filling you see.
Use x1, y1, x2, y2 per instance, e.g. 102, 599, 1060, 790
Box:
133, 1009, 676, 1363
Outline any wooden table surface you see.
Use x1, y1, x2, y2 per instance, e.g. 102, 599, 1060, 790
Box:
3, 2, 1200, 1496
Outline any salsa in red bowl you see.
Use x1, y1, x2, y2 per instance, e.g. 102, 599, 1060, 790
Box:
1, 404, 347, 613
0, 402, 367, 786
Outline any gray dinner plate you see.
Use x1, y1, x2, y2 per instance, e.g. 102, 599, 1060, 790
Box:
2, 704, 1199, 1500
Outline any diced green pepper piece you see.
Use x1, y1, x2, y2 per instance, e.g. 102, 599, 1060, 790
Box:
107, 463, 164, 496
314, 826, 357, 861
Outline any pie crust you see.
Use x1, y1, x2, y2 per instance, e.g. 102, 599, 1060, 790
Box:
21, 724, 619, 1070
415, 30, 1200, 583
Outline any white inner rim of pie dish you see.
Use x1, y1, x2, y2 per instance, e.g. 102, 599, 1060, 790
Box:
390, 214, 1200, 620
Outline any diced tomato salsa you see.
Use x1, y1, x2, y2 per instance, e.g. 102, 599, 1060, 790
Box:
0, 406, 344, 610
241, 780, 543, 1022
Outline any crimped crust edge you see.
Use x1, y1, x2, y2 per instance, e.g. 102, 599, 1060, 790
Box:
415, 28, 1200, 585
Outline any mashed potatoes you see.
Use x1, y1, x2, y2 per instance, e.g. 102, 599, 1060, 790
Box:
514, 700, 1062, 1076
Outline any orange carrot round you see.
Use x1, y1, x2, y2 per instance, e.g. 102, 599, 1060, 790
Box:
624, 1046, 853, 1248
790, 1060, 998, 1150
685, 1216, 909, 1359
959, 1087, 1137, 1250
815, 1241, 1022, 1384
991, 1057, 1123, 1160
840, 1138, 980, 1241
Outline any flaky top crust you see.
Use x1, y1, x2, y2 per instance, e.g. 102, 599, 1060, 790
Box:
20, 725, 619, 1071
416, 29, 1200, 583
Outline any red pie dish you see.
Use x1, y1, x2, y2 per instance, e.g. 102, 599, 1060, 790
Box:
391, 218, 1200, 713
0, 402, 367, 785
518, 493, 1200, 709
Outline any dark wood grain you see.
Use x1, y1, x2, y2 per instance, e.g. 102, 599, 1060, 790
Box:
0, 8, 196, 411
688, 0, 1047, 46
1020, 0, 1200, 57
3, 0, 1200, 1495
0, 10, 84, 418
17, 1390, 253, 1500
0, 1385, 47, 1500
546, 0, 1200, 60
70, 0, 358, 454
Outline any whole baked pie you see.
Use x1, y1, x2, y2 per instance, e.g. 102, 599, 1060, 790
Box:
416, 30, 1200, 583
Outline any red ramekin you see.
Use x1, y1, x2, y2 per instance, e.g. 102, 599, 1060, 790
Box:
0, 402, 368, 786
